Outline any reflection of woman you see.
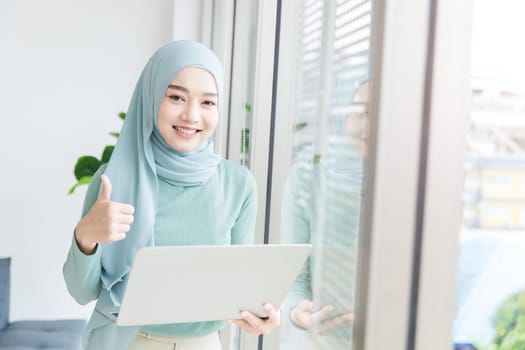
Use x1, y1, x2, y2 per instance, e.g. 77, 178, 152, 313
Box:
344, 82, 370, 157
63, 41, 279, 350
282, 81, 369, 348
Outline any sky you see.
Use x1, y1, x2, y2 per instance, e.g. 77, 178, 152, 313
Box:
471, 0, 525, 88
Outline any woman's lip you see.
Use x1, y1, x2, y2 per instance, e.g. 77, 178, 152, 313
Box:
173, 125, 200, 138
173, 125, 199, 131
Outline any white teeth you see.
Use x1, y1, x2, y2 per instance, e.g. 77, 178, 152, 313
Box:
175, 126, 197, 135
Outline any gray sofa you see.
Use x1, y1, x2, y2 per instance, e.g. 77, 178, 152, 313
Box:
0, 257, 86, 350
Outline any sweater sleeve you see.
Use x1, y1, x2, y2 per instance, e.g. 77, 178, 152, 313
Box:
281, 168, 313, 311
231, 169, 257, 245
62, 165, 106, 305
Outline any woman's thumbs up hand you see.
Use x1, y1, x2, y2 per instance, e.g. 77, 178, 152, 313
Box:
74, 175, 135, 255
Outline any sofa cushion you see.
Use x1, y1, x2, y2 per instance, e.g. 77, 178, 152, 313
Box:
0, 319, 86, 350
0, 257, 10, 330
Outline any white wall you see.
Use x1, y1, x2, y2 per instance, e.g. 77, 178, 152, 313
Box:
172, 0, 206, 42
0, 0, 173, 320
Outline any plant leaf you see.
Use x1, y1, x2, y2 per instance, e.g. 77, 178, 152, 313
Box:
74, 156, 102, 180
118, 112, 126, 120
101, 145, 115, 163
68, 176, 93, 195
294, 122, 308, 132
109, 132, 120, 138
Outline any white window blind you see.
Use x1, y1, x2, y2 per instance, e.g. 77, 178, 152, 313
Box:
282, 0, 373, 348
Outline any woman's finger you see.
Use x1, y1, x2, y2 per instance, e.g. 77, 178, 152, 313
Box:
298, 299, 314, 312
311, 304, 334, 325
116, 203, 135, 215
116, 212, 134, 225
263, 303, 280, 323
230, 318, 261, 335
317, 312, 354, 334
113, 223, 131, 234
240, 311, 266, 330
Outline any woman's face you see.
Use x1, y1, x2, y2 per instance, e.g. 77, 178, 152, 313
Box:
157, 67, 219, 152
346, 81, 370, 156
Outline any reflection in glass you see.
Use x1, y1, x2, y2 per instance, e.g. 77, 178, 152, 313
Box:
278, 1, 372, 349
454, 1, 525, 349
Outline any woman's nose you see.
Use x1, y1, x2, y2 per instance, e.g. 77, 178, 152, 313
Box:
182, 102, 200, 123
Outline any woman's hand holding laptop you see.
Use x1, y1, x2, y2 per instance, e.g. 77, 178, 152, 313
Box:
227, 303, 281, 335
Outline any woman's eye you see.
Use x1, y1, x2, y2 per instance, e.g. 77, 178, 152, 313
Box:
168, 95, 185, 102
203, 100, 216, 107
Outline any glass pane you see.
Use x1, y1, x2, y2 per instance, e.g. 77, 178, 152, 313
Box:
221, 0, 258, 169
233, 0, 258, 171
277, 0, 373, 349
454, 1, 525, 349
217, 1, 259, 348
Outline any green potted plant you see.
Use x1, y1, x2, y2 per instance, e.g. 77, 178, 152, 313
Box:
476, 290, 525, 350
68, 112, 125, 194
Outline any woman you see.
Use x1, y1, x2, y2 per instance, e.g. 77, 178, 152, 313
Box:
280, 80, 370, 349
63, 40, 280, 350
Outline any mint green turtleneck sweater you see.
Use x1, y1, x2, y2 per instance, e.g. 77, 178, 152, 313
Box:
64, 159, 257, 338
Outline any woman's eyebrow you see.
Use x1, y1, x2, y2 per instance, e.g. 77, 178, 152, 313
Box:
167, 84, 218, 97
167, 84, 188, 93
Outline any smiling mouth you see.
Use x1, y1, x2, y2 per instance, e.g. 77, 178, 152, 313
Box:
173, 126, 201, 136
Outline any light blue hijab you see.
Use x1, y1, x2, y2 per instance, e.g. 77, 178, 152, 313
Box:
101, 41, 224, 306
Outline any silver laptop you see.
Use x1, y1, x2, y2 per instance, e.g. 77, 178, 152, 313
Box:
116, 244, 311, 326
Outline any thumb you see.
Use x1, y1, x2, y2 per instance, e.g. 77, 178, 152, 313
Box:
300, 300, 314, 312
99, 175, 112, 201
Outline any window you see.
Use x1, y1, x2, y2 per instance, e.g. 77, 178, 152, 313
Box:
275, 1, 373, 349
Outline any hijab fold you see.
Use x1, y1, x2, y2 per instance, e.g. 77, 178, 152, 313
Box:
99, 41, 224, 306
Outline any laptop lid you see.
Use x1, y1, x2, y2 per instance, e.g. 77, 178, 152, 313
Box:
116, 244, 311, 326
